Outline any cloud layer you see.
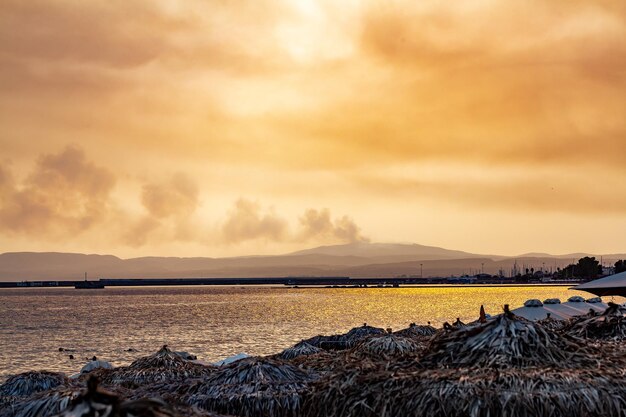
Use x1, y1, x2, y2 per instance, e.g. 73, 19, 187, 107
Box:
0, 146, 115, 237
0, 0, 624, 256
0, 146, 367, 252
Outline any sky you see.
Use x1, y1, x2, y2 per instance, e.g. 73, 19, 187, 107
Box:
0, 0, 625, 258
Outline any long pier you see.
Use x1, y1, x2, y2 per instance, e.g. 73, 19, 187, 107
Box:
0, 276, 582, 288
0, 277, 397, 288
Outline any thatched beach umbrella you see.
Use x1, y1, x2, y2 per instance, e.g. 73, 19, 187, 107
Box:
392, 323, 437, 339
421, 306, 597, 369
180, 357, 318, 417
350, 333, 424, 360
452, 318, 466, 328
343, 324, 386, 341
50, 376, 121, 417
0, 387, 80, 417
185, 357, 316, 388
90, 346, 213, 388
302, 366, 626, 417
279, 342, 322, 360
299, 334, 346, 350
127, 345, 192, 370
562, 302, 626, 341
0, 371, 70, 397
302, 324, 386, 350
536, 313, 567, 331
46, 377, 228, 417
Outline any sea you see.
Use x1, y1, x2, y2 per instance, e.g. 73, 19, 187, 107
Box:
0, 285, 612, 379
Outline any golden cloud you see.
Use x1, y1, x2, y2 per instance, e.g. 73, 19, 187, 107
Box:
0, 0, 624, 255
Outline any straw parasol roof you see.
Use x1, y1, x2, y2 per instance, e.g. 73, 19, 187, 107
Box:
188, 357, 316, 387
562, 302, 626, 341
279, 342, 323, 360
51, 376, 121, 417
536, 314, 567, 331
302, 324, 386, 350
180, 357, 319, 417
299, 335, 344, 350
89, 346, 213, 388
0, 387, 79, 417
452, 318, 466, 328
350, 333, 424, 360
421, 306, 597, 369
392, 323, 437, 339
0, 371, 70, 397
302, 366, 626, 417
343, 324, 386, 341
128, 345, 192, 369
93, 364, 213, 389
45, 376, 229, 417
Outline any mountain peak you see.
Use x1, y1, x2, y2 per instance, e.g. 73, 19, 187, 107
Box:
287, 242, 482, 259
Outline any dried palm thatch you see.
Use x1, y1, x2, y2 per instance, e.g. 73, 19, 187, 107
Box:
452, 318, 466, 328
89, 346, 213, 388
0, 371, 70, 397
128, 345, 192, 370
299, 335, 344, 350
0, 396, 18, 409
302, 366, 626, 417
421, 306, 597, 369
279, 342, 322, 360
537, 314, 567, 331
46, 377, 229, 417
301, 325, 386, 350
285, 351, 346, 375
392, 323, 437, 339
0, 387, 79, 417
180, 358, 318, 417
93, 363, 213, 389
183, 383, 304, 417
343, 324, 386, 341
562, 302, 626, 341
50, 376, 121, 417
190, 357, 315, 386
350, 334, 424, 359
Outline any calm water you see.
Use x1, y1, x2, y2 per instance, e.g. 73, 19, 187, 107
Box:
0, 285, 608, 379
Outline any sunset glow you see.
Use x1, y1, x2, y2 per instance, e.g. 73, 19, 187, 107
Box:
1, 0, 624, 257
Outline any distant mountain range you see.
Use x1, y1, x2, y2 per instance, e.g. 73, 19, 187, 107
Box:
0, 242, 624, 281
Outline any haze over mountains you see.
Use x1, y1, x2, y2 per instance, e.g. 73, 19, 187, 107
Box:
1, 242, 624, 282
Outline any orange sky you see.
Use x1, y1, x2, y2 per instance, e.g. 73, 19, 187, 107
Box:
0, 0, 625, 257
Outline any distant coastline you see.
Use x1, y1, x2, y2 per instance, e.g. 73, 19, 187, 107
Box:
0, 276, 581, 289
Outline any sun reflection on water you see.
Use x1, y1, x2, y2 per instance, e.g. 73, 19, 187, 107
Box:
0, 285, 615, 378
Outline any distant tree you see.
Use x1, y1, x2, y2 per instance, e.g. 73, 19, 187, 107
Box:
557, 258, 601, 279
616, 260, 626, 274
576, 256, 601, 279
558, 264, 575, 279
